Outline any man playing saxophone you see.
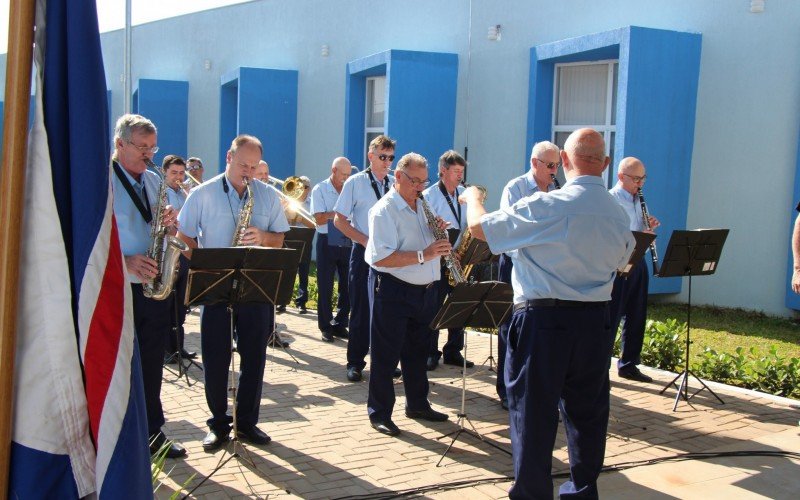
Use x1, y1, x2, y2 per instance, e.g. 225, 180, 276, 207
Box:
177, 134, 289, 452
111, 114, 186, 458
364, 153, 452, 436
421, 150, 473, 371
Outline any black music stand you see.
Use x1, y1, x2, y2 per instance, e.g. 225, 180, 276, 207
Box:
182, 246, 298, 493
430, 280, 513, 466
273, 228, 315, 362
163, 287, 202, 386
657, 229, 729, 411
618, 231, 657, 277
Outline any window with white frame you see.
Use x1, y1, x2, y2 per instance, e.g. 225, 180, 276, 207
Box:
364, 76, 386, 165
552, 61, 618, 186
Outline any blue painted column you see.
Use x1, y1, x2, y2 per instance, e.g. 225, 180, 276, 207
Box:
218, 67, 298, 179
527, 26, 702, 294
786, 137, 800, 309
132, 79, 189, 166
344, 50, 458, 178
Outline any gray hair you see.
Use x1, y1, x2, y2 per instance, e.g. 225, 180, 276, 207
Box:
396, 152, 428, 172
114, 113, 156, 142
530, 140, 559, 160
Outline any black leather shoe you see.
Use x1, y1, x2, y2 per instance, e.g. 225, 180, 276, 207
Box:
618, 367, 653, 383
202, 429, 229, 452
237, 425, 271, 445
426, 356, 438, 371
332, 325, 349, 338
393, 367, 402, 378
371, 419, 401, 436
180, 349, 197, 360
501, 398, 509, 411
298, 306, 308, 314
321, 330, 334, 342
150, 431, 187, 459
443, 354, 474, 368
405, 407, 449, 422
276, 305, 286, 314
347, 367, 362, 382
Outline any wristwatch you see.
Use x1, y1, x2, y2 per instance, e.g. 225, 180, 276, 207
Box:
417, 250, 424, 265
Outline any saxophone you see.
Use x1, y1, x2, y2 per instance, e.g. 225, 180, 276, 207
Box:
449, 185, 487, 286
142, 159, 189, 300
232, 178, 255, 246
418, 193, 466, 284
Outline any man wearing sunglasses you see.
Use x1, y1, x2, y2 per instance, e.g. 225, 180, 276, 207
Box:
495, 141, 560, 410
421, 150, 474, 371
608, 157, 660, 383
186, 156, 205, 186
334, 135, 397, 383
364, 153, 452, 436
111, 114, 186, 459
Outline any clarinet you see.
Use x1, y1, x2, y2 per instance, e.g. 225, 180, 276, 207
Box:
638, 187, 660, 275
550, 173, 561, 190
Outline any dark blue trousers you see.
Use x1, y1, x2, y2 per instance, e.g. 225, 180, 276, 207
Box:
506, 303, 612, 500
130, 284, 170, 435
367, 270, 440, 421
609, 258, 648, 372
166, 255, 190, 354
201, 303, 272, 433
346, 244, 370, 370
428, 276, 464, 360
315, 233, 351, 332
294, 260, 310, 307
496, 253, 513, 400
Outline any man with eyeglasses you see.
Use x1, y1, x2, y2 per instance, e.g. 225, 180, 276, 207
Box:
460, 129, 634, 499
608, 157, 660, 383
495, 141, 561, 410
177, 134, 289, 452
311, 157, 353, 342
364, 153, 452, 436
333, 135, 398, 382
421, 150, 474, 371
110, 114, 186, 459
185, 157, 205, 187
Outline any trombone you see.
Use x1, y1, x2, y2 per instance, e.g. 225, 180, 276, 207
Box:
270, 175, 317, 228
181, 170, 202, 194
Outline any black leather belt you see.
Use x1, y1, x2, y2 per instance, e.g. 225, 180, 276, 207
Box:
513, 299, 608, 312
375, 271, 435, 290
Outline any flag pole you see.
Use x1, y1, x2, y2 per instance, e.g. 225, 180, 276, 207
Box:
0, 0, 37, 490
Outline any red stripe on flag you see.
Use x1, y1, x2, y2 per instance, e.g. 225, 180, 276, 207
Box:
83, 217, 126, 442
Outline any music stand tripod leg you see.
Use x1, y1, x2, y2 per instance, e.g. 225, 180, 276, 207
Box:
267, 316, 299, 365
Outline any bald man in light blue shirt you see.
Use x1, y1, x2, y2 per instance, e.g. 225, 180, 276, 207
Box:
461, 129, 634, 499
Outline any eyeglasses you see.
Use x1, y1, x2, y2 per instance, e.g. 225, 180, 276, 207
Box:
187, 165, 203, 171
126, 141, 159, 154
535, 158, 561, 169
623, 173, 647, 183
400, 170, 430, 188
374, 153, 395, 162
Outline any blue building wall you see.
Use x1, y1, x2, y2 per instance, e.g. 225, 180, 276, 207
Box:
527, 26, 702, 295
345, 50, 458, 177
131, 79, 188, 166
218, 67, 298, 180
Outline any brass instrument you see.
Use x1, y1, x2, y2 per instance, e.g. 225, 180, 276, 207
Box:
142, 159, 189, 300
419, 193, 465, 284
449, 185, 487, 285
232, 178, 255, 246
181, 170, 202, 194
270, 175, 317, 228
550, 173, 561, 190
638, 186, 660, 276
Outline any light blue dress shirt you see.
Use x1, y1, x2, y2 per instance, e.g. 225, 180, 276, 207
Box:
310, 177, 340, 234
178, 172, 290, 248
113, 165, 161, 283
500, 171, 556, 210
288, 198, 312, 227
609, 183, 645, 231
422, 182, 465, 230
481, 175, 635, 303
366, 187, 441, 285
166, 185, 187, 212
333, 170, 394, 236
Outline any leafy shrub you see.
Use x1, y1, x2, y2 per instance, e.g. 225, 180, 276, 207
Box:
694, 346, 800, 399
639, 319, 685, 372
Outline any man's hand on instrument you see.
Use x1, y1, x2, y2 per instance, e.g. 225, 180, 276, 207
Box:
423, 239, 451, 261
161, 205, 178, 228
459, 186, 484, 205
240, 226, 265, 246
435, 216, 450, 232
126, 254, 159, 282
648, 215, 660, 230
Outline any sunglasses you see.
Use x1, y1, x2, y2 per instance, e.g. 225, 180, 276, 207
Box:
374, 153, 395, 162
535, 158, 561, 169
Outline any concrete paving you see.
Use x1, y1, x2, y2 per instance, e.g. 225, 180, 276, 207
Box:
155, 307, 800, 499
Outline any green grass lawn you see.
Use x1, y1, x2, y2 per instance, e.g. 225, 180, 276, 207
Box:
295, 265, 800, 362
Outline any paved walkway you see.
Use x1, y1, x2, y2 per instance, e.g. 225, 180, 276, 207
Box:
156, 307, 800, 499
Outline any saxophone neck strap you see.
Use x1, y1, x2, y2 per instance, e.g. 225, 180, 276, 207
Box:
365, 168, 389, 201
438, 180, 461, 227
113, 161, 152, 224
